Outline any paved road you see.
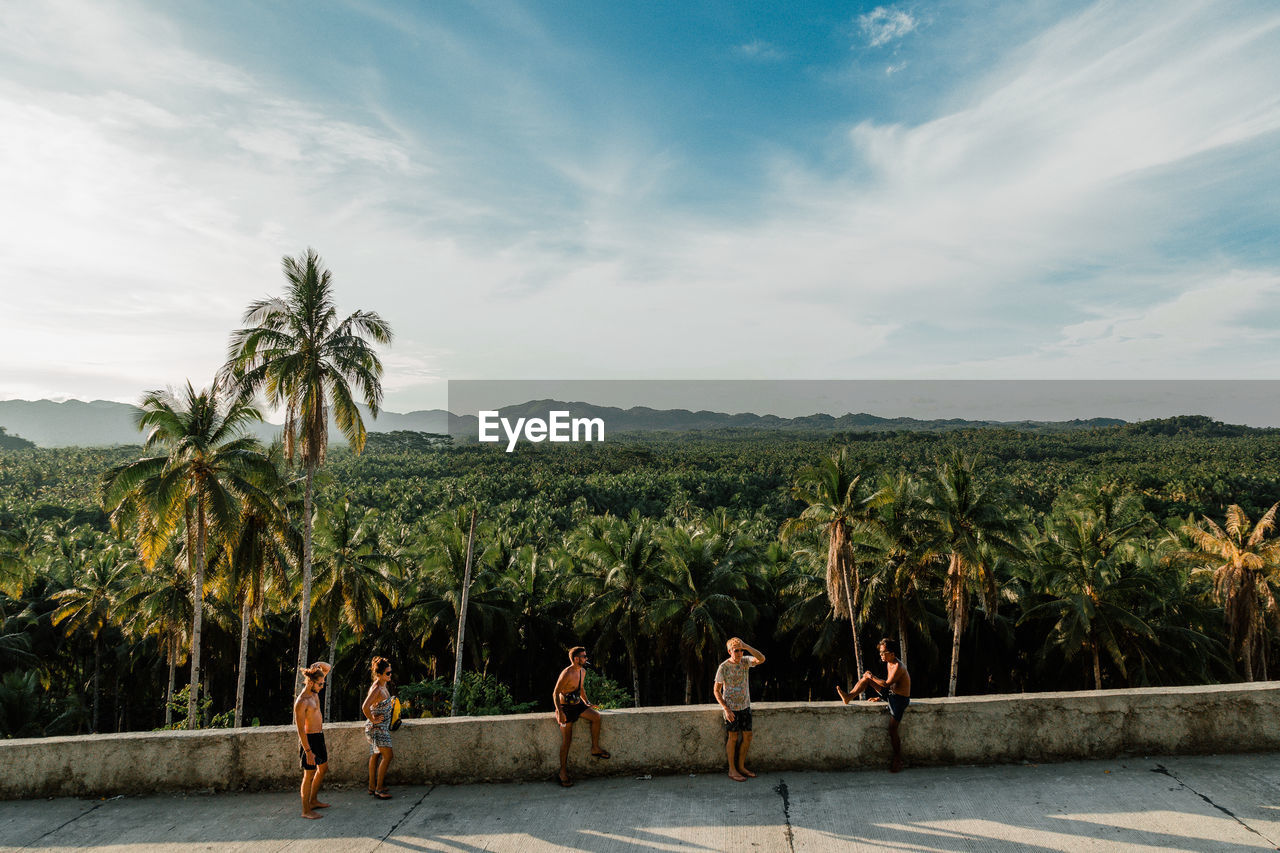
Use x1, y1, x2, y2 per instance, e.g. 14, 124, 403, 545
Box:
3, 753, 1279, 852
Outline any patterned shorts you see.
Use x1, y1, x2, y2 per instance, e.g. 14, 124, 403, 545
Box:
365, 723, 392, 753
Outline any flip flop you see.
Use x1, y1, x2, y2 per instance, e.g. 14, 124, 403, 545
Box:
373, 790, 392, 800
591, 749, 611, 759
558, 775, 574, 788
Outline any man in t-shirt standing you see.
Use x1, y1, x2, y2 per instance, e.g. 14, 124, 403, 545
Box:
713, 637, 766, 782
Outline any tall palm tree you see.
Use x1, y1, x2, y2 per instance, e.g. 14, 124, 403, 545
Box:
219, 455, 295, 727
51, 547, 131, 732
574, 512, 667, 706
221, 248, 392, 686
864, 471, 940, 669
1022, 504, 1156, 689
652, 518, 758, 703
927, 450, 1022, 697
101, 382, 273, 727
1181, 503, 1280, 681
120, 550, 191, 727
311, 500, 398, 719
780, 448, 883, 678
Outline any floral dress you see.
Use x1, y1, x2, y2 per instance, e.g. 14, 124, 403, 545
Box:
365, 693, 393, 753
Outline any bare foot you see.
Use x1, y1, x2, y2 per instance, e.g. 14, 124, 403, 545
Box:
310, 800, 330, 808
302, 811, 322, 820
740, 768, 757, 778
836, 686, 851, 705
728, 772, 747, 782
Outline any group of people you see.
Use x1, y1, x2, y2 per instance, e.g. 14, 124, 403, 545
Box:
553, 635, 911, 786
292, 657, 397, 820
292, 638, 911, 816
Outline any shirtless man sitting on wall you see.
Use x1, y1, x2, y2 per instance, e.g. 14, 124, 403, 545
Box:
838, 638, 911, 772
552, 646, 609, 787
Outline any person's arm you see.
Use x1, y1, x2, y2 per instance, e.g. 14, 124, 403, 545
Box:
714, 675, 734, 722
294, 695, 313, 762
885, 663, 905, 692
579, 673, 594, 708
552, 669, 568, 724
741, 642, 765, 666
361, 684, 382, 723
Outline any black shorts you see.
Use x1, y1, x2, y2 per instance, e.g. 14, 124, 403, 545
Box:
724, 706, 752, 733
299, 732, 328, 770
876, 686, 910, 721
558, 702, 585, 724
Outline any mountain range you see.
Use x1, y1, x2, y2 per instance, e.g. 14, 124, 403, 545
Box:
0, 398, 1130, 448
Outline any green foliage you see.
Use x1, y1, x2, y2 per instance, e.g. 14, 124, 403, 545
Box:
398, 671, 537, 717
0, 427, 35, 451
583, 670, 631, 710
158, 685, 233, 730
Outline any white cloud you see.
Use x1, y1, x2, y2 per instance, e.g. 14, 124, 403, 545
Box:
859, 7, 918, 48
736, 40, 785, 62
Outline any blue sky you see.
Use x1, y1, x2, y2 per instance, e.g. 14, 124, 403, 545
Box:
1, 0, 1279, 412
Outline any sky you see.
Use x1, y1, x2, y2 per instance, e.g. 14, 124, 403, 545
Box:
2, 0, 1279, 415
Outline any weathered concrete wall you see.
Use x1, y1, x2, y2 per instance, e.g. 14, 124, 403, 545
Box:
2, 682, 1277, 800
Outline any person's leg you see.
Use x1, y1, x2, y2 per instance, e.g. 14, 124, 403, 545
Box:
375, 747, 393, 792
888, 718, 903, 772
300, 770, 320, 818
559, 721, 574, 783
582, 708, 608, 756
726, 731, 745, 781
310, 761, 329, 807
738, 730, 755, 777
368, 752, 379, 792
836, 674, 877, 704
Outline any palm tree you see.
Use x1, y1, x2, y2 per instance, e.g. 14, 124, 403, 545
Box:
864, 472, 940, 669
927, 450, 1022, 697
119, 551, 191, 727
51, 547, 131, 732
1022, 503, 1156, 689
221, 248, 392, 686
311, 500, 397, 719
652, 518, 758, 703
1181, 503, 1280, 681
574, 512, 667, 706
101, 382, 273, 727
219, 455, 295, 727
780, 448, 882, 678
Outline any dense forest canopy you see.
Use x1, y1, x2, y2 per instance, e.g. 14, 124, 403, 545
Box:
2, 416, 1280, 737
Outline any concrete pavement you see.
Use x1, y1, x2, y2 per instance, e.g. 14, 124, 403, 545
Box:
3, 753, 1280, 852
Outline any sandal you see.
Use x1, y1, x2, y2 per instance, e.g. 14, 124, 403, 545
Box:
590, 749, 611, 759
373, 790, 392, 800
558, 773, 574, 788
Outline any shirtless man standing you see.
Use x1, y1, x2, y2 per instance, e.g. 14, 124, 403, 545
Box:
837, 638, 911, 772
552, 646, 609, 787
294, 662, 331, 818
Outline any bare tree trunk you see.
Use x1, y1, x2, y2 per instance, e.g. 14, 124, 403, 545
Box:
628, 640, 641, 707
91, 637, 101, 733
165, 642, 176, 727
235, 600, 251, 727
948, 623, 962, 697
1243, 635, 1255, 683
947, 554, 964, 698
325, 626, 337, 721
296, 464, 316, 693
841, 569, 864, 681
189, 508, 206, 729
685, 673, 692, 705
1091, 639, 1103, 690
897, 604, 909, 670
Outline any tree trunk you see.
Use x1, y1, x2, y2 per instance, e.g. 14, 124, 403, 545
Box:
165, 642, 176, 727
91, 636, 101, 733
325, 625, 337, 721
297, 464, 315, 692
948, 622, 962, 697
897, 604, 909, 670
685, 672, 692, 705
1091, 639, 1103, 690
947, 553, 964, 698
841, 568, 864, 681
235, 599, 251, 728
189, 507, 206, 729
1243, 634, 1255, 682
627, 641, 640, 707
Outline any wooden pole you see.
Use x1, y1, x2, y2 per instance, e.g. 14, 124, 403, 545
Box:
450, 507, 478, 716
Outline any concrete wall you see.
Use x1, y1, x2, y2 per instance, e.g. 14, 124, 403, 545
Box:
2, 682, 1278, 800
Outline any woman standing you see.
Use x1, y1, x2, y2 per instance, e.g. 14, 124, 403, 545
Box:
362, 656, 394, 799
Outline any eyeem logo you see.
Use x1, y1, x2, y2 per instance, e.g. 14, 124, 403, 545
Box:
478, 410, 605, 452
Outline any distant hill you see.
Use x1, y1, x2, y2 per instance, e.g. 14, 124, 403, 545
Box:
23, 397, 1266, 449
0, 399, 454, 448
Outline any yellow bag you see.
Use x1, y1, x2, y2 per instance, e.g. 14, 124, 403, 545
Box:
390, 697, 403, 731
